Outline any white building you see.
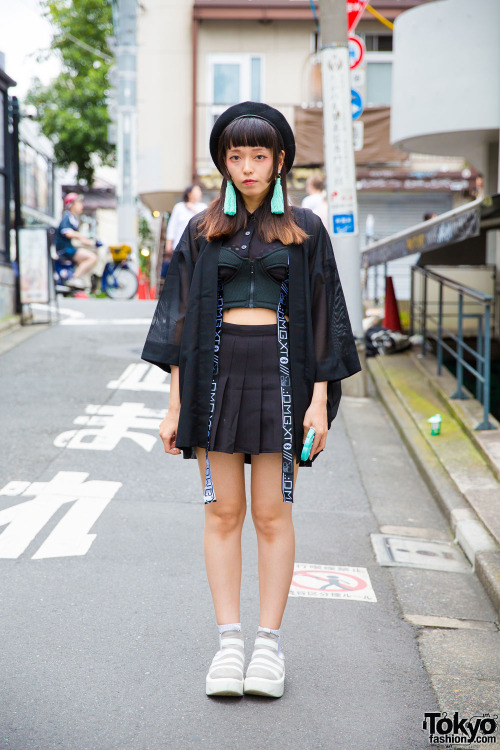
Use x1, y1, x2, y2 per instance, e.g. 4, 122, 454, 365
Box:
137, 0, 476, 261
390, 0, 500, 276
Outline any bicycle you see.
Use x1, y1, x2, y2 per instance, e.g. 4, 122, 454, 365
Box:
98, 244, 139, 300
54, 242, 139, 300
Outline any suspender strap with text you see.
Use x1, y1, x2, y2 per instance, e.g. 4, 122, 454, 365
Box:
203, 257, 294, 504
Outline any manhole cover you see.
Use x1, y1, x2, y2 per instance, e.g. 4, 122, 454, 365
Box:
371, 534, 471, 573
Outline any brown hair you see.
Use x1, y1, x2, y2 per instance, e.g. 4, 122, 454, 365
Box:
306, 172, 325, 192
198, 117, 308, 245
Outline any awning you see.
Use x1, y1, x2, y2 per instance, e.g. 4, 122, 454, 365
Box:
294, 105, 409, 167
361, 196, 490, 268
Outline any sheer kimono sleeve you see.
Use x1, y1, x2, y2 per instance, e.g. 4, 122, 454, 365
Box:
141, 216, 201, 373
308, 214, 362, 383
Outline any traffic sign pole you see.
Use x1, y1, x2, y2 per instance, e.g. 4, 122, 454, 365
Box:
319, 0, 364, 343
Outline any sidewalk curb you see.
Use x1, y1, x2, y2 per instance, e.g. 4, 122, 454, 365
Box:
409, 351, 500, 483
367, 356, 500, 619
0, 315, 21, 337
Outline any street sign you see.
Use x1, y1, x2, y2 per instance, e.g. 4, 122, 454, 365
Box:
353, 120, 364, 151
348, 34, 365, 70
321, 45, 359, 235
351, 88, 364, 120
19, 226, 51, 305
347, 0, 368, 32
350, 68, 365, 87
351, 68, 366, 100
333, 213, 356, 233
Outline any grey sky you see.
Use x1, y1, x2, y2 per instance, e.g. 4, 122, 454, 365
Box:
0, 0, 60, 98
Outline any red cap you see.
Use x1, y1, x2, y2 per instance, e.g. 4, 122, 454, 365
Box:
64, 192, 82, 208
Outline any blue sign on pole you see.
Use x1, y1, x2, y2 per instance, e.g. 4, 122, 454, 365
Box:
333, 213, 355, 234
351, 89, 363, 120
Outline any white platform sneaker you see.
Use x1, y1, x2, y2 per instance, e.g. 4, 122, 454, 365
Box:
243, 632, 285, 698
205, 630, 245, 696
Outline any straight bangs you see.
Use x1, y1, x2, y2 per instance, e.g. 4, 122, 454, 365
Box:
199, 115, 309, 246
218, 117, 281, 169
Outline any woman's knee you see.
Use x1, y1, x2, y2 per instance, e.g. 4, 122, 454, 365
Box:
206, 500, 246, 535
251, 504, 291, 538
196, 447, 246, 533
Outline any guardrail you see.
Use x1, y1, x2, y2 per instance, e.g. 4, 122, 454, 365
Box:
410, 265, 496, 431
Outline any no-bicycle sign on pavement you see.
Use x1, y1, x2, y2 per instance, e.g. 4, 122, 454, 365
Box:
289, 563, 377, 602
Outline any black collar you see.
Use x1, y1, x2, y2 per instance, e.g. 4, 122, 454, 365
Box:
245, 203, 264, 221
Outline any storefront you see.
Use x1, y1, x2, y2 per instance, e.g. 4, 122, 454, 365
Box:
0, 56, 16, 318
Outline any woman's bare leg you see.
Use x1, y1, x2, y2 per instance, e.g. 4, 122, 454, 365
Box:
195, 448, 247, 624
73, 248, 98, 278
250, 454, 300, 629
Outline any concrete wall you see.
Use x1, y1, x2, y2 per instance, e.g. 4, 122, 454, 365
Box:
0, 265, 16, 320
95, 209, 119, 249
391, 0, 500, 181
137, 0, 193, 210
196, 19, 315, 175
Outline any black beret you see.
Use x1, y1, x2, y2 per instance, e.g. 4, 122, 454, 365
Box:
209, 101, 296, 174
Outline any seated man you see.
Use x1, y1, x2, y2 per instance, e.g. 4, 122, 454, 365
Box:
55, 193, 98, 289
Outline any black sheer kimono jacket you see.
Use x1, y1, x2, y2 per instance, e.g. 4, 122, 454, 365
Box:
141, 206, 361, 472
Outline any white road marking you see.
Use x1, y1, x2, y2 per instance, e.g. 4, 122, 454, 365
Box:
59, 318, 151, 326
54, 402, 164, 451
30, 303, 86, 318
107, 364, 170, 392
0, 472, 121, 559
289, 563, 377, 602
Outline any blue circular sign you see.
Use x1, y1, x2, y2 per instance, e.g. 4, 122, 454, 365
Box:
351, 89, 363, 121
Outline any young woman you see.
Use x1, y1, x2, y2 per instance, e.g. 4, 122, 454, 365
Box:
141, 101, 361, 699
161, 185, 207, 279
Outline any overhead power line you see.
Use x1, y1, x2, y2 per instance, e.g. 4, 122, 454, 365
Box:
57, 32, 114, 63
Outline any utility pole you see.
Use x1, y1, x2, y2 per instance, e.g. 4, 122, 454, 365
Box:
319, 0, 364, 343
112, 0, 138, 253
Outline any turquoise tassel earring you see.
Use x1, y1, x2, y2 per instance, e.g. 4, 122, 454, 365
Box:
271, 173, 284, 214
224, 180, 237, 215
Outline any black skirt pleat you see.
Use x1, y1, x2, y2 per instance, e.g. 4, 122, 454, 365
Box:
208, 321, 283, 455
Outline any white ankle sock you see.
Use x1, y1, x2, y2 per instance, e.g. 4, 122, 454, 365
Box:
218, 622, 241, 649
258, 625, 283, 656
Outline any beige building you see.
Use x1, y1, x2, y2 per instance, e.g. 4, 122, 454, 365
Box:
137, 0, 479, 255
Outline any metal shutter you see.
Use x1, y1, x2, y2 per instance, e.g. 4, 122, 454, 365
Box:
359, 192, 454, 301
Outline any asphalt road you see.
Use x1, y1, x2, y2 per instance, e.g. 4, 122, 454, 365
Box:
0, 298, 495, 750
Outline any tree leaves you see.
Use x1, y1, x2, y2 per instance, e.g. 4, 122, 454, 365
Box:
25, 0, 115, 185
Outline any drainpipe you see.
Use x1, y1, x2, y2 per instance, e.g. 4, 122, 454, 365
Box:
10, 96, 22, 315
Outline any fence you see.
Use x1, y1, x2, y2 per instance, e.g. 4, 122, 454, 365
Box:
410, 265, 496, 431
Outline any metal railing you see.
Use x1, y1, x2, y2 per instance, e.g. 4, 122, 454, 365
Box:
410, 265, 496, 431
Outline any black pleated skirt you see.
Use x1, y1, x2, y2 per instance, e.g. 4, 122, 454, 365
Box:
207, 321, 284, 457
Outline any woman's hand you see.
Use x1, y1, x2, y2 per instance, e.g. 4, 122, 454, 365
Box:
159, 407, 182, 455
302, 402, 328, 459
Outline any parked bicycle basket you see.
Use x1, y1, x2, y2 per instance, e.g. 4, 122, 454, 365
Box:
109, 244, 131, 262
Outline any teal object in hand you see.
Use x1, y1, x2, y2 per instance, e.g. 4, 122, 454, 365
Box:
301, 427, 315, 461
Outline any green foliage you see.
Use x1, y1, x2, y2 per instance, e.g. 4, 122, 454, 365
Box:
138, 216, 154, 247
138, 215, 155, 274
25, 0, 115, 185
